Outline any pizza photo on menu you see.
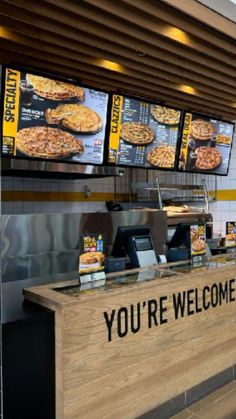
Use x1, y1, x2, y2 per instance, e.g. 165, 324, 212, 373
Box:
147, 145, 176, 168
45, 104, 103, 133
151, 105, 181, 125
16, 126, 84, 159
2, 67, 109, 165
178, 111, 235, 175
26, 73, 85, 101
120, 122, 154, 145
194, 147, 222, 170
190, 119, 215, 140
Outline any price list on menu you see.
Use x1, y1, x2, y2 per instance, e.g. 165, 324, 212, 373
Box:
108, 94, 181, 169
156, 125, 178, 145
119, 98, 150, 166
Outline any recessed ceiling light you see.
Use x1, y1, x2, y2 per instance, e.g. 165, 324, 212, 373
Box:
164, 26, 190, 45
96, 59, 125, 73
0, 26, 11, 39
178, 84, 197, 95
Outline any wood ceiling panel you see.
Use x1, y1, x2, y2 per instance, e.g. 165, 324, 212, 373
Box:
1, 23, 236, 105
2, 47, 234, 120
70, 0, 236, 65
2, 38, 235, 119
1, 0, 236, 119
160, 0, 236, 39
1, 8, 236, 91
124, 0, 236, 54
5, 0, 236, 75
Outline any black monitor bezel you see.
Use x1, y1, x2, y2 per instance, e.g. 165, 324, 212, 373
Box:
106, 93, 184, 171
1, 64, 111, 167
177, 110, 235, 177
111, 225, 151, 258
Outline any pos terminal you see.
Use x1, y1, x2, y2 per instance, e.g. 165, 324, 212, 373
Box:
112, 225, 158, 268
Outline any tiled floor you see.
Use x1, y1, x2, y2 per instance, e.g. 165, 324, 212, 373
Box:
172, 381, 236, 419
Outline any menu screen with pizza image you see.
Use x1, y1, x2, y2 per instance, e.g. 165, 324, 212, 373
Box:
178, 112, 234, 175
2, 68, 109, 164
190, 224, 206, 257
108, 95, 182, 169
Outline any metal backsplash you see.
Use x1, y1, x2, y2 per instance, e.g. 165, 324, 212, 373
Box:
1, 211, 167, 322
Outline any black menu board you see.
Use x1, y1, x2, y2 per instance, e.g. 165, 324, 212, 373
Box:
178, 112, 234, 176
108, 95, 181, 169
2, 68, 109, 164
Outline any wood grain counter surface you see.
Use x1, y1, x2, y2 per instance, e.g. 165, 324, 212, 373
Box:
24, 255, 236, 419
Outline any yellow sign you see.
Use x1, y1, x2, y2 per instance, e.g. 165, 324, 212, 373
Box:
108, 95, 123, 163
3, 68, 20, 155
181, 112, 192, 168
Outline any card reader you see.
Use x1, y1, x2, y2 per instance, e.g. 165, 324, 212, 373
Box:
128, 235, 158, 268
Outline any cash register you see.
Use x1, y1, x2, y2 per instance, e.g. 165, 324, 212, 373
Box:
111, 225, 158, 268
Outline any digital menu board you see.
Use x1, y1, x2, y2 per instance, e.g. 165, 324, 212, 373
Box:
108, 95, 181, 169
190, 224, 206, 257
178, 112, 234, 176
2, 68, 109, 164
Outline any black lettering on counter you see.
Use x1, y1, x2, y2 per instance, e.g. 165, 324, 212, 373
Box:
103, 279, 236, 342
173, 291, 186, 319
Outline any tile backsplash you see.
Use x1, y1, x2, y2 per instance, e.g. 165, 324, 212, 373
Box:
2, 133, 236, 236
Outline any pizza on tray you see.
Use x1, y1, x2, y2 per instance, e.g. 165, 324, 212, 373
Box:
120, 122, 154, 145
16, 126, 84, 159
147, 145, 176, 168
26, 74, 85, 101
45, 104, 102, 133
151, 105, 180, 125
190, 119, 215, 140
194, 146, 222, 170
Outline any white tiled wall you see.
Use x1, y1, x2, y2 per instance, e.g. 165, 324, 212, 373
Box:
147, 133, 236, 237
1, 176, 115, 214
208, 136, 236, 236
2, 133, 236, 236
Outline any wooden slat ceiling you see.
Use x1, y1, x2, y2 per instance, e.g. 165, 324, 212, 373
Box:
1, 0, 236, 120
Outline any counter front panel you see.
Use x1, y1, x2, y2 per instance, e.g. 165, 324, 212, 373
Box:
24, 255, 236, 419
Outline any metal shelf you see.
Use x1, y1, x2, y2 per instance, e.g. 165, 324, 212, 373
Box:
147, 176, 210, 213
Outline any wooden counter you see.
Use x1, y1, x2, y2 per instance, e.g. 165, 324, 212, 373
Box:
24, 256, 236, 419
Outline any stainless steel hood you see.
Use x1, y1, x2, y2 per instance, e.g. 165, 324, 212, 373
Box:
1, 158, 125, 179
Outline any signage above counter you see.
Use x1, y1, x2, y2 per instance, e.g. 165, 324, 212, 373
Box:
2, 67, 109, 166
178, 111, 234, 176
1, 65, 235, 177
108, 94, 182, 170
